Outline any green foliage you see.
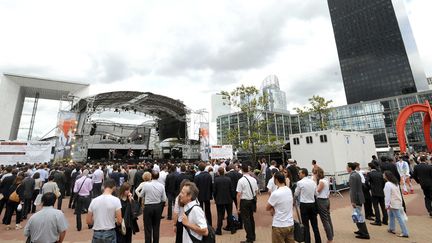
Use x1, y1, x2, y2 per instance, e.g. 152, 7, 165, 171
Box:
294, 95, 333, 130
221, 85, 275, 165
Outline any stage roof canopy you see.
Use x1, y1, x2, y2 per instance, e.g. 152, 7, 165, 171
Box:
74, 91, 188, 120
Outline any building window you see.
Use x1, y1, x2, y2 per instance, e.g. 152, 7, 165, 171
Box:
306, 136, 313, 144
293, 137, 300, 145
320, 135, 328, 143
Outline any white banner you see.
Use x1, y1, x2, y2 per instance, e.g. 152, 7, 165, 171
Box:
210, 145, 233, 159
0, 141, 52, 165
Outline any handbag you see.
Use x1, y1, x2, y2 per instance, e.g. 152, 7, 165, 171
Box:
244, 176, 257, 212
120, 219, 127, 235
9, 186, 21, 203
34, 191, 43, 206
294, 205, 305, 242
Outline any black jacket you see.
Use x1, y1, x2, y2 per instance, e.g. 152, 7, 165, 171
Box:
194, 171, 213, 201
226, 170, 243, 199
175, 172, 194, 196
412, 163, 432, 188
0, 175, 16, 197
165, 172, 178, 197
53, 171, 67, 194
380, 162, 400, 182
287, 166, 300, 183
349, 171, 365, 205
213, 175, 233, 205
22, 177, 35, 199
134, 170, 144, 186
366, 170, 385, 197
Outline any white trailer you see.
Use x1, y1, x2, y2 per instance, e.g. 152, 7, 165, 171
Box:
290, 130, 376, 187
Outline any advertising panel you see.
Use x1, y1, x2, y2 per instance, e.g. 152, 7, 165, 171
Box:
199, 122, 210, 161
210, 145, 233, 159
0, 141, 52, 164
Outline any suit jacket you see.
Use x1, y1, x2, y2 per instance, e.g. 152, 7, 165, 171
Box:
22, 177, 35, 199
380, 162, 400, 182
366, 170, 385, 197
213, 175, 233, 205
349, 171, 365, 205
175, 172, 194, 196
0, 175, 16, 197
412, 163, 432, 188
194, 171, 213, 201
165, 172, 178, 196
226, 170, 243, 199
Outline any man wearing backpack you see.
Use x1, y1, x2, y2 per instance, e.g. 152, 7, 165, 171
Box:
180, 181, 209, 243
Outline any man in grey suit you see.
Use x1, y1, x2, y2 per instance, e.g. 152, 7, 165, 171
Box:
347, 162, 370, 240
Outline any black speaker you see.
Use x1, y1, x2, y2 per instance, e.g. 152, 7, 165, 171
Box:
89, 123, 97, 136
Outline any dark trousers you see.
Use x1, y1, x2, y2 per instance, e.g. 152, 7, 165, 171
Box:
31, 189, 40, 213
300, 202, 321, 243
57, 195, 63, 210
216, 203, 233, 231
316, 198, 333, 241
362, 186, 373, 218
92, 183, 102, 198
175, 220, 183, 243
75, 195, 91, 231
240, 199, 255, 242
22, 198, 32, 218
167, 194, 175, 220
0, 198, 6, 216
199, 200, 212, 226
65, 182, 71, 196
3, 201, 21, 225
69, 192, 76, 209
421, 186, 432, 213
143, 204, 162, 243
371, 196, 388, 224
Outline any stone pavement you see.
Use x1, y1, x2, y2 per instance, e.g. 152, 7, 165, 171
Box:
0, 184, 430, 243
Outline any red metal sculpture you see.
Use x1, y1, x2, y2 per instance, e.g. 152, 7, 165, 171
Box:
396, 100, 432, 153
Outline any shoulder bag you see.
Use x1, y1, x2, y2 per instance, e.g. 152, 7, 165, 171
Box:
9, 185, 21, 203
184, 204, 216, 243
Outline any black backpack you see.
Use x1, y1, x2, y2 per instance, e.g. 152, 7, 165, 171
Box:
184, 204, 216, 243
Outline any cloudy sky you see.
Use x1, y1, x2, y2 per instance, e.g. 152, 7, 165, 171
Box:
1, 0, 431, 140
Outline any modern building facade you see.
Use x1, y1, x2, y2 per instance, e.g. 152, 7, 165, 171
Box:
261, 75, 287, 113
217, 90, 432, 152
0, 73, 89, 140
328, 0, 428, 104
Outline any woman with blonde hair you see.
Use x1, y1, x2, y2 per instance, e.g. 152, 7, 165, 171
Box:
134, 171, 152, 197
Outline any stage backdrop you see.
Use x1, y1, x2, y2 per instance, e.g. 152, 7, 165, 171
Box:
0, 141, 52, 164
55, 111, 78, 161
199, 122, 209, 161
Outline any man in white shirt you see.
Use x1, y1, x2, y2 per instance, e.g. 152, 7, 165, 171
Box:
86, 178, 122, 242
158, 165, 168, 186
267, 171, 294, 243
92, 165, 104, 198
294, 168, 321, 243
236, 164, 259, 243
180, 182, 208, 243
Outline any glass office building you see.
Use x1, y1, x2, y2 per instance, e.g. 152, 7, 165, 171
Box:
327, 0, 428, 104
217, 90, 432, 152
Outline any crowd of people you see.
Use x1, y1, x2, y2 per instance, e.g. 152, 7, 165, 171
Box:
0, 151, 431, 243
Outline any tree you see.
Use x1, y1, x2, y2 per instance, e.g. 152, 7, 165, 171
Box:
221, 85, 271, 166
294, 95, 333, 130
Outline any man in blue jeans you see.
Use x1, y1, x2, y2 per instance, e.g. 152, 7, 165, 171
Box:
86, 179, 122, 243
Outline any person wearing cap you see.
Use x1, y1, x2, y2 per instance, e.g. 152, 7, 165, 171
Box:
73, 169, 93, 231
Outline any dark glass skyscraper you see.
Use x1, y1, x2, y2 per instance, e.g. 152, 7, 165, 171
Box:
328, 0, 428, 104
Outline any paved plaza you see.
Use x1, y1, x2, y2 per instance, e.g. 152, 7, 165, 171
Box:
0, 184, 430, 243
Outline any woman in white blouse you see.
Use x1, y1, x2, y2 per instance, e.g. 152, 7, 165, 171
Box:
134, 172, 152, 197
383, 171, 409, 238
314, 167, 334, 243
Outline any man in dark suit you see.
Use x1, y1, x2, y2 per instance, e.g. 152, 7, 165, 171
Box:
366, 163, 387, 226
194, 162, 213, 226
214, 167, 235, 235
226, 164, 243, 229
174, 164, 193, 197
0, 168, 17, 217
348, 162, 370, 240
412, 155, 432, 217
165, 164, 178, 220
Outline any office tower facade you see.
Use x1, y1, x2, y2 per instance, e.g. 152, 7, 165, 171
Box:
261, 75, 287, 113
328, 0, 428, 104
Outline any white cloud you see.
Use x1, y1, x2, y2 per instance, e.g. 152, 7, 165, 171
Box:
1, 0, 431, 138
